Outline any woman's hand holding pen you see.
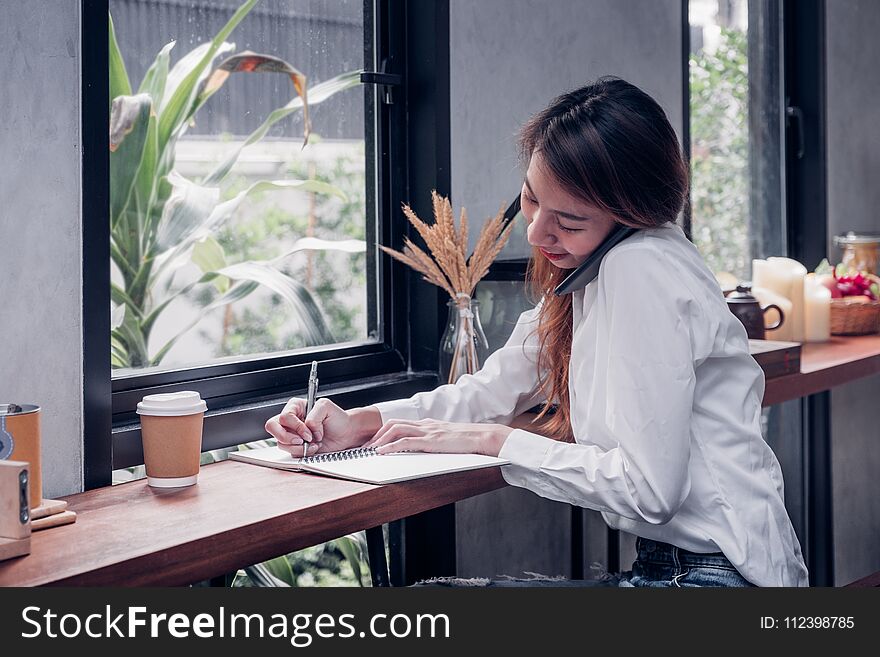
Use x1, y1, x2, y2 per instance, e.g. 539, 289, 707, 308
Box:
362, 419, 514, 457
264, 398, 382, 457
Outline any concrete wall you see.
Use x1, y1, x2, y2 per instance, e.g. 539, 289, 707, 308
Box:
449, 0, 685, 578
825, 0, 880, 586
0, 1, 83, 499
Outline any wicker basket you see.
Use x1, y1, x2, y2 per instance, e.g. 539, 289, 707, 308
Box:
830, 296, 880, 335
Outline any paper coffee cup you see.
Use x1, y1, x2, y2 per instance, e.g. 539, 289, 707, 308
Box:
137, 392, 207, 488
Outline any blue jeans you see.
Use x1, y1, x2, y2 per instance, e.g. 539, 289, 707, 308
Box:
413, 537, 756, 588
618, 537, 756, 587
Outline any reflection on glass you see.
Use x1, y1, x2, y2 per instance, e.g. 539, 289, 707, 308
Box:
475, 280, 536, 353
109, 0, 371, 375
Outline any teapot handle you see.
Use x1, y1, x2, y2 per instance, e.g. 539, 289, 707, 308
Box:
762, 304, 784, 331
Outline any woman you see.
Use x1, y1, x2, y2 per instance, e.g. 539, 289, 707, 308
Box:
265, 77, 809, 587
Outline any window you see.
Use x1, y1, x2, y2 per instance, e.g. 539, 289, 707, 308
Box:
688, 0, 827, 575
688, 0, 784, 280
110, 0, 375, 376
86, 0, 442, 482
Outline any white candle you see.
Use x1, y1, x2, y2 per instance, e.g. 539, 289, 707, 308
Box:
752, 259, 792, 340
767, 257, 807, 342
803, 274, 831, 342
752, 259, 790, 298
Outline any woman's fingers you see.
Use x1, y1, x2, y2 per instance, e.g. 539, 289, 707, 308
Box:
364, 420, 425, 448
265, 417, 304, 446
374, 436, 423, 454
304, 397, 336, 444
266, 396, 313, 453
282, 397, 307, 417
277, 438, 316, 459
368, 418, 423, 444
278, 410, 313, 442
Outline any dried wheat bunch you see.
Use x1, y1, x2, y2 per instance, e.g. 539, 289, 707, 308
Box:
379, 191, 513, 299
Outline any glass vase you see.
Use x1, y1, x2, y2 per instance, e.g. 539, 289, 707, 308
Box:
439, 295, 489, 384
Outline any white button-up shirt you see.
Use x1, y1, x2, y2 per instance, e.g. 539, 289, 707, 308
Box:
375, 222, 809, 587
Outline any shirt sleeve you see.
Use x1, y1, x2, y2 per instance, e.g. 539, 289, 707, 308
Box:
499, 246, 697, 525
373, 305, 546, 425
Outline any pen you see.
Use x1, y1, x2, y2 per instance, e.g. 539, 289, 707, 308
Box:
304, 361, 318, 458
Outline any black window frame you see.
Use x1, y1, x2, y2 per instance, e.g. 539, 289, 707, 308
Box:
84, 0, 453, 486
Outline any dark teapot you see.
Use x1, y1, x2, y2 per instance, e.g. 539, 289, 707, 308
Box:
725, 283, 784, 340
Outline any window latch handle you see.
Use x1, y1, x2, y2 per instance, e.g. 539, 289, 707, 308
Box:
786, 105, 805, 160
361, 59, 401, 105
360, 72, 402, 86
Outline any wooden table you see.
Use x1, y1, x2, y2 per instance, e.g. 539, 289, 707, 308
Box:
2, 335, 879, 587
762, 334, 880, 406
0, 460, 506, 586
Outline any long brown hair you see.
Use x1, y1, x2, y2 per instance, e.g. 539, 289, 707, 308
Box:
520, 77, 689, 440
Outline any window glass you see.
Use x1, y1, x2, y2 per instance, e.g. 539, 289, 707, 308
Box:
691, 0, 802, 543
690, 0, 787, 276
109, 0, 373, 375
689, 0, 751, 280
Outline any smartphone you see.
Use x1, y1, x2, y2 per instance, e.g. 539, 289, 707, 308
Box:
553, 224, 639, 296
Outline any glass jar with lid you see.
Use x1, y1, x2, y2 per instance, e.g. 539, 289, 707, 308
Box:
833, 231, 880, 274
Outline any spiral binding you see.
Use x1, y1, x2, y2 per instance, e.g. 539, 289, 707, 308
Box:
301, 446, 379, 464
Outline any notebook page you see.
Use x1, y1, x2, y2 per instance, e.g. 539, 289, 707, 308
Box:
229, 446, 306, 470
303, 452, 509, 484
229, 446, 509, 483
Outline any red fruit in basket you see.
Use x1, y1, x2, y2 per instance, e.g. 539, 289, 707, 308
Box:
817, 274, 843, 298
836, 280, 859, 296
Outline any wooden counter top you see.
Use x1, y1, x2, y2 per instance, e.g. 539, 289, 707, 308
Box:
2, 335, 878, 586
0, 461, 505, 587
762, 334, 880, 406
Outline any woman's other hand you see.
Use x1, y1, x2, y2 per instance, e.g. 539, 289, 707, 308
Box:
363, 419, 513, 457
264, 398, 382, 457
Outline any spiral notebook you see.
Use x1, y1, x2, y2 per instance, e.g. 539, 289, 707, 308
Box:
229, 445, 510, 485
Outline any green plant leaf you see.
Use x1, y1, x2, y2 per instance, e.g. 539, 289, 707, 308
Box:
191, 51, 311, 146
814, 258, 833, 276
262, 555, 296, 586
110, 239, 137, 281
243, 562, 292, 587
110, 331, 129, 368
202, 70, 362, 186
270, 236, 366, 263
149, 278, 260, 365
110, 94, 153, 230
110, 303, 125, 331
192, 236, 230, 293
208, 179, 347, 226
333, 536, 365, 587
138, 40, 175, 101
200, 446, 238, 465
116, 306, 149, 368
133, 113, 160, 248
144, 233, 363, 345
110, 283, 144, 320
148, 258, 336, 366
154, 171, 220, 252
214, 261, 334, 344
108, 13, 132, 104
151, 177, 347, 279
157, 0, 258, 151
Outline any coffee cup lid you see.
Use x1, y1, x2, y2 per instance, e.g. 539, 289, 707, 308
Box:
137, 391, 207, 416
